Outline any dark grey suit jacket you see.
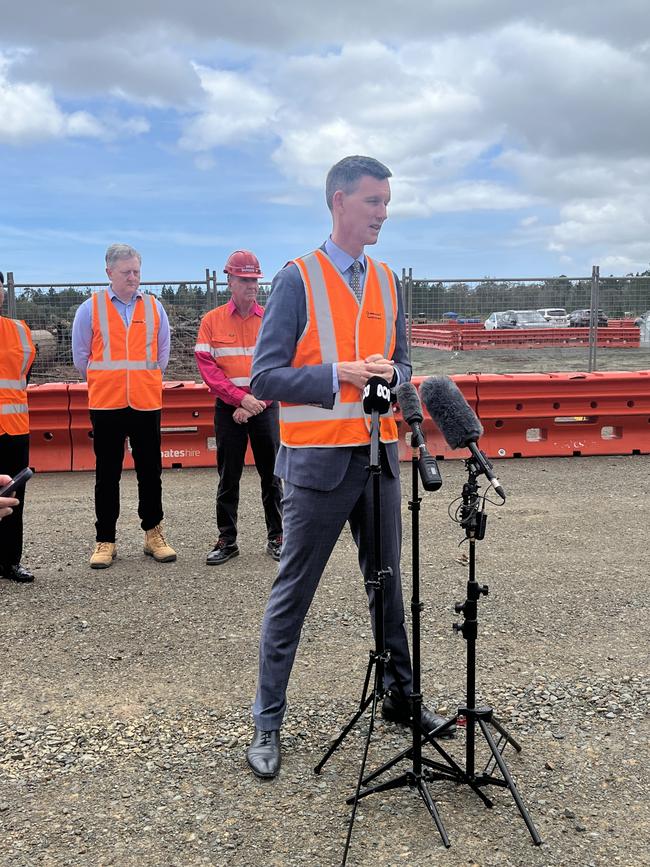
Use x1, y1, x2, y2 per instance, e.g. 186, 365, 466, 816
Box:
251, 248, 412, 491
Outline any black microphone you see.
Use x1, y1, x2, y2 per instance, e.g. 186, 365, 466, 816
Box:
420, 376, 506, 501
396, 382, 442, 491
362, 376, 392, 415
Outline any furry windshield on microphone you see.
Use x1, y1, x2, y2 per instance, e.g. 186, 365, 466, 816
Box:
395, 381, 423, 424
419, 376, 483, 449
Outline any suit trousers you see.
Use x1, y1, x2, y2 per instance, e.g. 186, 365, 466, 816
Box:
252, 447, 412, 730
0, 433, 30, 569
215, 401, 282, 544
90, 408, 163, 542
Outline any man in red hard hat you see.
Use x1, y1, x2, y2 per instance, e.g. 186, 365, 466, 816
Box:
195, 250, 283, 565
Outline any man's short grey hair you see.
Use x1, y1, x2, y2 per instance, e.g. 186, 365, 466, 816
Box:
105, 244, 142, 268
325, 155, 392, 211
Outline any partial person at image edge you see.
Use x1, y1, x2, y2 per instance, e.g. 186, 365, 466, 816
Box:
0, 270, 36, 582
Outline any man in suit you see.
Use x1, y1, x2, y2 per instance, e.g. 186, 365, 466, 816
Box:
246, 155, 453, 779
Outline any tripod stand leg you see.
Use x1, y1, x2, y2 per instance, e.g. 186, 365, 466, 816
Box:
341, 690, 380, 866
346, 772, 450, 849
489, 714, 522, 752
416, 778, 451, 848
314, 691, 373, 774
478, 719, 542, 845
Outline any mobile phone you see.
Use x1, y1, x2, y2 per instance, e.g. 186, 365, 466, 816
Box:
0, 468, 34, 497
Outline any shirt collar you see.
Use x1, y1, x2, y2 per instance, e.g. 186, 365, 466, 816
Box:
226, 298, 264, 318
108, 286, 143, 303
324, 237, 366, 275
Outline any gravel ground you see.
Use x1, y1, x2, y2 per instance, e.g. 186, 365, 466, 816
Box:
1, 457, 649, 867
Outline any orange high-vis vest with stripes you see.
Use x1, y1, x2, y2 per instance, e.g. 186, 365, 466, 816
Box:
0, 317, 35, 436
86, 290, 162, 411
195, 303, 261, 388
280, 249, 398, 448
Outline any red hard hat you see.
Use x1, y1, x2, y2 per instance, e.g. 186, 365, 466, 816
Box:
223, 250, 263, 278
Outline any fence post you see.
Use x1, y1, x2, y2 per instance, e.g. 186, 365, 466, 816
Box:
211, 270, 217, 309
6, 271, 17, 319
588, 264, 600, 372
403, 267, 413, 361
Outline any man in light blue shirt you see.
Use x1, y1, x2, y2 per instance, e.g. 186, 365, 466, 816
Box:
72, 244, 176, 569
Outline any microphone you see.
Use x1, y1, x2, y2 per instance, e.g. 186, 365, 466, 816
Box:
396, 382, 442, 491
362, 376, 392, 415
420, 376, 506, 501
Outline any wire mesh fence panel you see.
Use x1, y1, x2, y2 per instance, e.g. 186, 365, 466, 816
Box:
7, 271, 650, 381
403, 274, 650, 376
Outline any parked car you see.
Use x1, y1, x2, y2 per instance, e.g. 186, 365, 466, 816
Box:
537, 307, 568, 326
484, 311, 515, 330
568, 309, 608, 327
484, 310, 553, 330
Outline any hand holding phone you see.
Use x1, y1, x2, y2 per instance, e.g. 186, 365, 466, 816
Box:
0, 467, 34, 497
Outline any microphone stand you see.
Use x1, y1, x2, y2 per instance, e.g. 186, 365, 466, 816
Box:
353, 455, 542, 849
447, 456, 542, 844
333, 445, 452, 846
314, 406, 402, 866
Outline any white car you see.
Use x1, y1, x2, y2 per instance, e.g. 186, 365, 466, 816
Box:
485, 310, 553, 330
538, 307, 569, 326
484, 311, 516, 330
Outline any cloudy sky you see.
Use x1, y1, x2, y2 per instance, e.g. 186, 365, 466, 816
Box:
2, 1, 650, 284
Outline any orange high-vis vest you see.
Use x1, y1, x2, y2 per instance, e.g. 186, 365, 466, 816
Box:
280, 249, 399, 448
195, 303, 261, 388
86, 290, 162, 411
0, 317, 36, 436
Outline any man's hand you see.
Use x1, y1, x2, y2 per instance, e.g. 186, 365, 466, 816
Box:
337, 356, 395, 390
240, 394, 266, 415
0, 475, 18, 521
233, 407, 252, 424
364, 354, 395, 383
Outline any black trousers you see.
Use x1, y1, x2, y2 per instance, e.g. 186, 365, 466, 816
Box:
0, 433, 30, 568
215, 400, 283, 544
90, 408, 163, 542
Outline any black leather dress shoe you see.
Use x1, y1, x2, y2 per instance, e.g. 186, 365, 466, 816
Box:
246, 728, 281, 779
206, 541, 239, 566
382, 694, 456, 739
2, 563, 35, 583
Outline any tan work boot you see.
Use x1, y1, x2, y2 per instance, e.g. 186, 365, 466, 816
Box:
90, 542, 116, 569
144, 524, 177, 562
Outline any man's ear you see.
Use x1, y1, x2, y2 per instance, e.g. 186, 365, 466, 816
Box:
332, 189, 345, 214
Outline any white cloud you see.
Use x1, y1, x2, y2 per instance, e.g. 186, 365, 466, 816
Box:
178, 65, 278, 151
0, 54, 150, 144
4, 1, 650, 49
0, 56, 105, 144
3, 4, 650, 274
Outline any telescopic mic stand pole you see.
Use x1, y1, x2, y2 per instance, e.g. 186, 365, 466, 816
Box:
449, 457, 542, 845
314, 378, 399, 866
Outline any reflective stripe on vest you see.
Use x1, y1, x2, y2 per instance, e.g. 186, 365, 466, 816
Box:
0, 318, 35, 435
87, 293, 161, 373
195, 304, 260, 388
87, 291, 162, 410
279, 250, 398, 448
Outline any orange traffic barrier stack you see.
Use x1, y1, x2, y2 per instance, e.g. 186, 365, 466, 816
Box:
476, 371, 650, 458
27, 383, 72, 472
